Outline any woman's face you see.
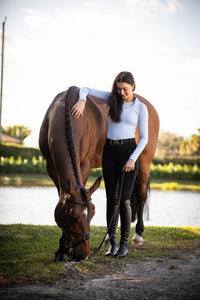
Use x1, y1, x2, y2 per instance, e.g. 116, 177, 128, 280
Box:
116, 82, 135, 102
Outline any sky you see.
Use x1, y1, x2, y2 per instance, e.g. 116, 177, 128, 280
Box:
0, 0, 199, 146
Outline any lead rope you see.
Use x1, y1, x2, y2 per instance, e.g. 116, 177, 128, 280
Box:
89, 170, 125, 259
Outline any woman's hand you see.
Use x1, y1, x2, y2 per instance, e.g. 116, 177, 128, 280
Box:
122, 159, 135, 172
71, 100, 86, 119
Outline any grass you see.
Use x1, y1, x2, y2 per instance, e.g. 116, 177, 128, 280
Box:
150, 178, 200, 192
0, 224, 200, 286
0, 173, 200, 191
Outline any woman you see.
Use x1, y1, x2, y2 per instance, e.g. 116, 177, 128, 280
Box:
71, 71, 148, 258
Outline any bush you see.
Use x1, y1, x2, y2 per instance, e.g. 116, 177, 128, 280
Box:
1, 155, 200, 180
0, 156, 46, 174
0, 144, 42, 160
150, 163, 200, 180
153, 156, 200, 166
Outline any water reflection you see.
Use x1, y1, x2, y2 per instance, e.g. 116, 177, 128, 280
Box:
0, 186, 199, 227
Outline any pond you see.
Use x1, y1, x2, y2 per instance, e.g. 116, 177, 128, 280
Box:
0, 186, 199, 227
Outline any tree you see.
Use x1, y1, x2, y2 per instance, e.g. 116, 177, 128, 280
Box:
2, 125, 32, 143
155, 130, 183, 158
179, 140, 192, 155
179, 128, 200, 156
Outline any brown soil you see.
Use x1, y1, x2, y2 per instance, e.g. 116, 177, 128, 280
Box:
1, 247, 200, 300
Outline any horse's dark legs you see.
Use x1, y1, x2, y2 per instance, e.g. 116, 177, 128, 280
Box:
136, 190, 146, 236
46, 161, 59, 190
45, 161, 70, 262
132, 180, 149, 246
80, 159, 91, 185
55, 232, 69, 262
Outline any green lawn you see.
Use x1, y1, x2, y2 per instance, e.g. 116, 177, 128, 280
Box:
0, 225, 200, 286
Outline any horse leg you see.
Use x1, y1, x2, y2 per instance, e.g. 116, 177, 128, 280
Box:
54, 232, 70, 262
54, 202, 70, 262
46, 160, 59, 189
46, 160, 70, 262
132, 163, 150, 246
54, 189, 72, 262
80, 159, 91, 185
132, 182, 147, 246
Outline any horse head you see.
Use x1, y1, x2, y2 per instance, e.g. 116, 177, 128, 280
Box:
54, 176, 101, 260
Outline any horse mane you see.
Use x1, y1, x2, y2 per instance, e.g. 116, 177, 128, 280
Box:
65, 86, 89, 205
65, 87, 81, 186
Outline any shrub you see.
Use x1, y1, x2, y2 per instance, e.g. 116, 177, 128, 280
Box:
150, 163, 200, 180
0, 156, 46, 174
1, 155, 200, 180
153, 156, 200, 166
0, 144, 42, 160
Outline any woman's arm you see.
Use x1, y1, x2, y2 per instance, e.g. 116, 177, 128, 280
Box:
122, 103, 148, 172
129, 104, 149, 162
79, 87, 110, 103
72, 87, 110, 118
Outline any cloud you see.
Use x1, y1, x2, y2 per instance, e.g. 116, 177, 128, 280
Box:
125, 0, 183, 14
2, 0, 199, 141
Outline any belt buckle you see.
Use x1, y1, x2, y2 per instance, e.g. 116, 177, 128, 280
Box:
110, 139, 123, 145
110, 139, 115, 145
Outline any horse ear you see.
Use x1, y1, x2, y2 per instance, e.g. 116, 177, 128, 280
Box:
89, 176, 102, 196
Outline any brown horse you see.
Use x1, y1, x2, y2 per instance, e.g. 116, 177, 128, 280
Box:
39, 86, 159, 261
131, 92, 159, 246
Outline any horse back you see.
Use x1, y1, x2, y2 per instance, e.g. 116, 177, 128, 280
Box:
64, 87, 109, 171
69, 92, 108, 171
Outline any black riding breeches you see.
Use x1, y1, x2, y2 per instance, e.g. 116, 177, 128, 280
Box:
102, 139, 139, 230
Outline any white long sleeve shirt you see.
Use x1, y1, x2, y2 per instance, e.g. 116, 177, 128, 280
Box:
79, 87, 148, 162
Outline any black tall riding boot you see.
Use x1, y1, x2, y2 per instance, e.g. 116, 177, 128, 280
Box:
105, 204, 119, 256
114, 199, 131, 258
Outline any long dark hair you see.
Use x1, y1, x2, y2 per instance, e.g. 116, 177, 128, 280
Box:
108, 71, 135, 122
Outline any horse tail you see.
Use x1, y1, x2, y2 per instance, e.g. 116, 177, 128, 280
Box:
144, 177, 150, 221
131, 173, 150, 223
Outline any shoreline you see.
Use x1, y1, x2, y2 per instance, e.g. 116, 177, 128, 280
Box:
0, 173, 200, 192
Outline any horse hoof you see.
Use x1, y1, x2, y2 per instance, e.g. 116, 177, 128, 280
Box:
62, 254, 69, 261
55, 255, 61, 262
132, 233, 144, 246
55, 254, 69, 262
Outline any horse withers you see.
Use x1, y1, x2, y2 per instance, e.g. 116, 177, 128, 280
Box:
39, 86, 159, 261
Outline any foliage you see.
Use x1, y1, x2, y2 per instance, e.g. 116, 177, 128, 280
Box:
155, 129, 200, 158
150, 162, 200, 180
155, 130, 183, 158
0, 156, 200, 180
0, 224, 199, 286
0, 156, 46, 174
153, 156, 200, 166
0, 144, 41, 159
179, 128, 200, 156
2, 125, 32, 143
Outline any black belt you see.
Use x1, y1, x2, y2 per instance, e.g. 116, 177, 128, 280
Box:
106, 138, 135, 145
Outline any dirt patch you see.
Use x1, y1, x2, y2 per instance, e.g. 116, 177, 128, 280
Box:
1, 247, 200, 300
